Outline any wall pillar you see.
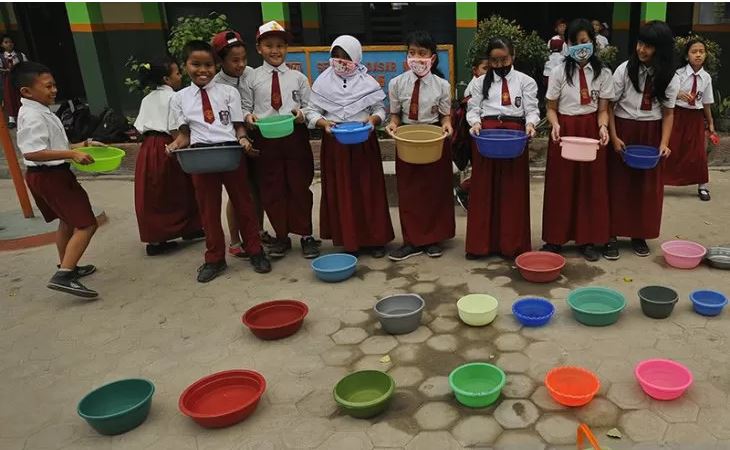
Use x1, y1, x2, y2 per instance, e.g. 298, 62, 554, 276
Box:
261, 2, 290, 29
456, 2, 477, 97
612, 2, 631, 62
642, 2, 667, 22
301, 2, 320, 45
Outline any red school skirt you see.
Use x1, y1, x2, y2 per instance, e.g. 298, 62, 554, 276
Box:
542, 112, 610, 246
608, 117, 663, 239
664, 107, 708, 186
465, 118, 531, 258
134, 132, 201, 243
2, 72, 20, 118
319, 132, 394, 252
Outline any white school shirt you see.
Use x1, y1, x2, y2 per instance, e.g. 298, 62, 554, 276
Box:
466, 69, 540, 127
304, 99, 386, 126
170, 81, 243, 146
543, 52, 564, 77
596, 35, 609, 50
546, 64, 614, 115
134, 85, 176, 134
17, 98, 70, 167
389, 71, 451, 125
463, 76, 480, 98
213, 66, 254, 110
241, 61, 311, 119
674, 65, 714, 110
611, 61, 681, 121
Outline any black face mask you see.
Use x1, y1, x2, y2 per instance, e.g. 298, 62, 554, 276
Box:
494, 65, 512, 78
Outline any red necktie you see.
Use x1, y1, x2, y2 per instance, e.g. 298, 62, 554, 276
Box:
688, 74, 698, 106
408, 78, 421, 121
200, 88, 214, 124
271, 70, 282, 111
640, 75, 653, 111
501, 77, 511, 106
579, 66, 591, 105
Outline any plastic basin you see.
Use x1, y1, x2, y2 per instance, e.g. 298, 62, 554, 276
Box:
690, 290, 728, 316
77, 378, 155, 435
706, 246, 730, 270
311, 253, 357, 282
172, 146, 242, 174
333, 370, 394, 418
638, 286, 678, 319
393, 124, 446, 164
661, 240, 707, 269
373, 294, 424, 335
560, 136, 600, 162
512, 297, 555, 327
72, 146, 126, 173
179, 370, 266, 428
635, 359, 693, 400
256, 114, 295, 138
332, 122, 373, 145
457, 294, 498, 326
242, 300, 308, 340
473, 129, 528, 159
567, 287, 626, 326
515, 251, 566, 283
545, 366, 600, 407
623, 145, 660, 169
448, 362, 506, 408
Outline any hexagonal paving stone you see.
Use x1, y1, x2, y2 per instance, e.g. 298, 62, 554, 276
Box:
530, 386, 567, 412
651, 396, 700, 423
598, 359, 638, 383
697, 407, 730, 440
425, 335, 458, 353
664, 423, 718, 445
495, 333, 528, 352
411, 282, 437, 294
390, 344, 419, 364
495, 352, 530, 373
606, 382, 651, 410
282, 418, 334, 448
388, 366, 424, 388
523, 341, 564, 364
574, 398, 620, 427
332, 327, 369, 345
535, 414, 580, 445
418, 376, 452, 400
340, 310, 372, 326
494, 431, 546, 450
296, 389, 338, 417
405, 431, 461, 450
428, 317, 460, 333
267, 378, 314, 404
491, 315, 522, 332
395, 326, 433, 344
367, 421, 414, 448
320, 346, 362, 366
619, 410, 668, 442
318, 432, 373, 450
502, 374, 536, 399
687, 382, 729, 408
431, 303, 458, 317
310, 318, 342, 335
359, 336, 399, 355
451, 416, 503, 446
457, 343, 497, 362
494, 400, 540, 429
414, 402, 459, 430
353, 355, 393, 372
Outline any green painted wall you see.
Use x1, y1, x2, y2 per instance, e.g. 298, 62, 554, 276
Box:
641, 2, 667, 21
456, 2, 477, 97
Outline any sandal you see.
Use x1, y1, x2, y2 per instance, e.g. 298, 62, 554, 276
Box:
698, 188, 711, 202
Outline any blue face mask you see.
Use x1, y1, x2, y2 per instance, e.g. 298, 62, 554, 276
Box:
568, 43, 594, 62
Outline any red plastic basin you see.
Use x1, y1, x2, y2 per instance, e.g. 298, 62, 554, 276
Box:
179, 370, 266, 428
515, 251, 566, 283
242, 300, 309, 340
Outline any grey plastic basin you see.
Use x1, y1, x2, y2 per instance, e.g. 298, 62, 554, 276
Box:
374, 294, 425, 335
173, 146, 242, 174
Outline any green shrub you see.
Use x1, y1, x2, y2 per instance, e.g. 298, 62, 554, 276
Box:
598, 45, 619, 69
167, 13, 230, 63
674, 33, 721, 80
124, 57, 152, 96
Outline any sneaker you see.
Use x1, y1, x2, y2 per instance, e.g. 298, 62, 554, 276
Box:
47, 271, 98, 298
182, 229, 205, 240
454, 186, 469, 211
228, 244, 250, 259
250, 251, 272, 273
197, 261, 227, 283
370, 246, 387, 259
56, 264, 96, 278
424, 243, 443, 258
698, 188, 711, 202
602, 239, 620, 261
580, 244, 600, 262
301, 236, 321, 259
260, 230, 277, 246
7, 120, 16, 129
146, 241, 178, 256
631, 238, 650, 257
465, 253, 483, 260
388, 245, 423, 261
541, 243, 562, 254
268, 237, 292, 258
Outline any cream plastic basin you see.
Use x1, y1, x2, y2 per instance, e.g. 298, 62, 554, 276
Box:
457, 294, 499, 326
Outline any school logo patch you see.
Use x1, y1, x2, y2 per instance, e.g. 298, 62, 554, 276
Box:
515, 96, 522, 108
431, 105, 439, 115
219, 110, 230, 126
591, 90, 599, 102
292, 90, 300, 103
696, 91, 704, 101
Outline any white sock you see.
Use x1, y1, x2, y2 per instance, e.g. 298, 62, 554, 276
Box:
699, 183, 709, 191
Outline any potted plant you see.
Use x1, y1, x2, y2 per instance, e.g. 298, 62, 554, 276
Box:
713, 90, 730, 132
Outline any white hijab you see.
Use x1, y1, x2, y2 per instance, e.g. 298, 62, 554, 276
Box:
310, 35, 385, 121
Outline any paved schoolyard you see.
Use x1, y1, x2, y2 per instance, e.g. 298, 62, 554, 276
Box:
1, 171, 729, 450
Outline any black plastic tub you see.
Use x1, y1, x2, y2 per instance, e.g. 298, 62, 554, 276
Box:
639, 286, 679, 319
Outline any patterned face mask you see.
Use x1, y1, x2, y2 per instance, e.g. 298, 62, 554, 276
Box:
407, 57, 433, 77
330, 58, 359, 78
568, 43, 594, 62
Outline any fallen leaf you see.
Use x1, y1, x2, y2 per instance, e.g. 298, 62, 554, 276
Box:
379, 355, 391, 364
704, 221, 712, 225
675, 235, 685, 239
607, 428, 623, 439
623, 277, 633, 283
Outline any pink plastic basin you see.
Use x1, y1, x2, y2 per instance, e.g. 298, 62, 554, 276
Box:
560, 136, 600, 162
661, 240, 707, 269
635, 359, 693, 400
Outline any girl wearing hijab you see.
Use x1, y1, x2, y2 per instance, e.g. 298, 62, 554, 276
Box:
304, 35, 394, 258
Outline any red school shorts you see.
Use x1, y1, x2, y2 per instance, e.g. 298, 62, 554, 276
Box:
25, 163, 97, 228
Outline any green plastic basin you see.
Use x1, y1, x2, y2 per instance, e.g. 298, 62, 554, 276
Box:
256, 114, 295, 139
448, 362, 506, 408
333, 370, 394, 418
567, 287, 626, 326
77, 378, 155, 435
71, 146, 126, 173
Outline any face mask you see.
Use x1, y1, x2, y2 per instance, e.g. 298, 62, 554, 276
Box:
568, 43, 594, 62
494, 65, 512, 78
330, 58, 358, 78
407, 57, 432, 77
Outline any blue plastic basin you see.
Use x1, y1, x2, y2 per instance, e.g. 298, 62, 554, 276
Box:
332, 122, 373, 145
473, 129, 528, 159
512, 297, 555, 327
311, 253, 358, 282
689, 290, 727, 316
623, 145, 660, 169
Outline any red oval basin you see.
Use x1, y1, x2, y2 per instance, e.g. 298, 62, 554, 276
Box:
242, 300, 309, 340
179, 370, 266, 428
515, 251, 566, 283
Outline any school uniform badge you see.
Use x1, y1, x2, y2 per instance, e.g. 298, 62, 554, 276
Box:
591, 90, 599, 102
696, 92, 703, 101
292, 90, 300, 103
431, 105, 439, 115
218, 110, 231, 126
515, 96, 522, 108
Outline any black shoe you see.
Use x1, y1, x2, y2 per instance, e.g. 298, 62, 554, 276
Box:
454, 186, 469, 211
370, 246, 387, 259
7, 121, 16, 129
698, 188, 711, 202
388, 245, 423, 261
580, 244, 600, 262
250, 251, 272, 273
47, 271, 98, 298
146, 241, 179, 256
301, 236, 321, 259
424, 243, 443, 258
631, 239, 650, 257
541, 243, 562, 254
197, 261, 227, 283
465, 253, 483, 260
56, 264, 96, 278
260, 231, 277, 246
602, 239, 620, 261
268, 237, 292, 258
182, 230, 205, 240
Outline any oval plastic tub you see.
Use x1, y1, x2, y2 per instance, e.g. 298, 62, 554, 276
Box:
393, 124, 446, 164
373, 294, 425, 335
77, 378, 155, 435
661, 240, 707, 269
172, 146, 242, 174
448, 362, 506, 408
311, 253, 357, 282
456, 294, 498, 326
473, 129, 528, 159
256, 114, 294, 138
567, 287, 626, 326
333, 370, 394, 418
332, 122, 373, 145
512, 297, 555, 327
545, 366, 600, 407
623, 145, 660, 169
689, 290, 728, 316
515, 251, 566, 283
635, 359, 693, 400
638, 286, 678, 319
242, 300, 309, 340
560, 136, 600, 162
72, 146, 126, 173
